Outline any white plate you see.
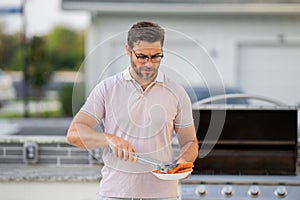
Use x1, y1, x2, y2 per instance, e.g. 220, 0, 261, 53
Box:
151, 169, 193, 180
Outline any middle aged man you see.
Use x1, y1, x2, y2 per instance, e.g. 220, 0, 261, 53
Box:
67, 21, 198, 200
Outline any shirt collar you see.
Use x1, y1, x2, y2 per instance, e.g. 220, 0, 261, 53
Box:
122, 67, 165, 83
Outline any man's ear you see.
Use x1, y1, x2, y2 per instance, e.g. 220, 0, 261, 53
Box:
125, 44, 131, 56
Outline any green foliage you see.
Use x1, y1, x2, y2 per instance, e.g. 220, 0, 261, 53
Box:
0, 24, 86, 116
28, 36, 52, 90
10, 48, 23, 70
59, 86, 74, 116
46, 26, 85, 70
0, 28, 22, 70
58, 84, 85, 117
71, 81, 85, 115
0, 24, 85, 71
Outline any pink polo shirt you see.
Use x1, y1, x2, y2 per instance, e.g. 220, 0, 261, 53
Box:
81, 68, 194, 198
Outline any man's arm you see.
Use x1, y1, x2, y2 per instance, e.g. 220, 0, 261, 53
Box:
175, 125, 198, 164
67, 111, 136, 161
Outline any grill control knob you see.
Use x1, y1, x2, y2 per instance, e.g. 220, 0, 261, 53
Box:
195, 185, 207, 197
222, 185, 234, 197
248, 186, 260, 197
274, 186, 288, 198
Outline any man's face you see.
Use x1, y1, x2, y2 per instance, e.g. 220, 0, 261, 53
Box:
127, 41, 163, 81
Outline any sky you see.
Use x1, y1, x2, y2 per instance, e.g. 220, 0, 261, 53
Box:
0, 0, 90, 37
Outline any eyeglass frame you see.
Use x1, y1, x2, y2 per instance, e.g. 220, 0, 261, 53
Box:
131, 49, 164, 63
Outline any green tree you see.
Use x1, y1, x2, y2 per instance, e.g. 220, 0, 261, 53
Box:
0, 25, 85, 71
46, 26, 85, 70
0, 25, 22, 70
28, 36, 52, 99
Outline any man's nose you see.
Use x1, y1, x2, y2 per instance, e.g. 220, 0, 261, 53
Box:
145, 57, 153, 64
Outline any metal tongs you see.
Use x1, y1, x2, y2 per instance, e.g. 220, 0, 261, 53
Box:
134, 154, 178, 173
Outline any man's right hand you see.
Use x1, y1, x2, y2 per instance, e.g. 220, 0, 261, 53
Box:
105, 134, 136, 162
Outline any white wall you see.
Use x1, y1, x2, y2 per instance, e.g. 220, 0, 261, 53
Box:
84, 13, 300, 104
238, 43, 300, 105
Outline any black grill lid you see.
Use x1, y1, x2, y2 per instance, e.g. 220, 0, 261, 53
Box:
192, 106, 298, 175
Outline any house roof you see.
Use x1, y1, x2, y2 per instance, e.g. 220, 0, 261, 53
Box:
61, 0, 300, 3
61, 0, 300, 15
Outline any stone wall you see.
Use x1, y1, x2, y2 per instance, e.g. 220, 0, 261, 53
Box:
0, 136, 102, 166
0, 136, 102, 200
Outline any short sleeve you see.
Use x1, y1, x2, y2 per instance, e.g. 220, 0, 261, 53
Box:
80, 83, 105, 122
174, 88, 194, 128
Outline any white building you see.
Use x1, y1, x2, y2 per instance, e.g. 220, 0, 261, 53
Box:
62, 0, 300, 105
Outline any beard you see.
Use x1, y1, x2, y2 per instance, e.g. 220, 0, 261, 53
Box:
131, 60, 158, 81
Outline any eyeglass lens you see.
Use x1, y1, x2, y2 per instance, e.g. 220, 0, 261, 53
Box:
132, 49, 163, 63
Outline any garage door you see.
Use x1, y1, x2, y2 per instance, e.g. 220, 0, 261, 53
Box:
237, 43, 300, 105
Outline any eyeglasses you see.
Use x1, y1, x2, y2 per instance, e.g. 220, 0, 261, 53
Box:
131, 49, 164, 63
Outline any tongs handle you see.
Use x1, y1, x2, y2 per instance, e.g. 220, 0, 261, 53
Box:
134, 154, 178, 173
134, 154, 160, 168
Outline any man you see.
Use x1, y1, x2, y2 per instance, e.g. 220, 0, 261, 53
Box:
67, 21, 198, 200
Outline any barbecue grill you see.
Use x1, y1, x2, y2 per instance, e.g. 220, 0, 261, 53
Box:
180, 95, 299, 200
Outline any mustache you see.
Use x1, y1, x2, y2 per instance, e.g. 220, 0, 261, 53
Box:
140, 65, 154, 70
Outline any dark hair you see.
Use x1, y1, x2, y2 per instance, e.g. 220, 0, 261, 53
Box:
127, 21, 165, 49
